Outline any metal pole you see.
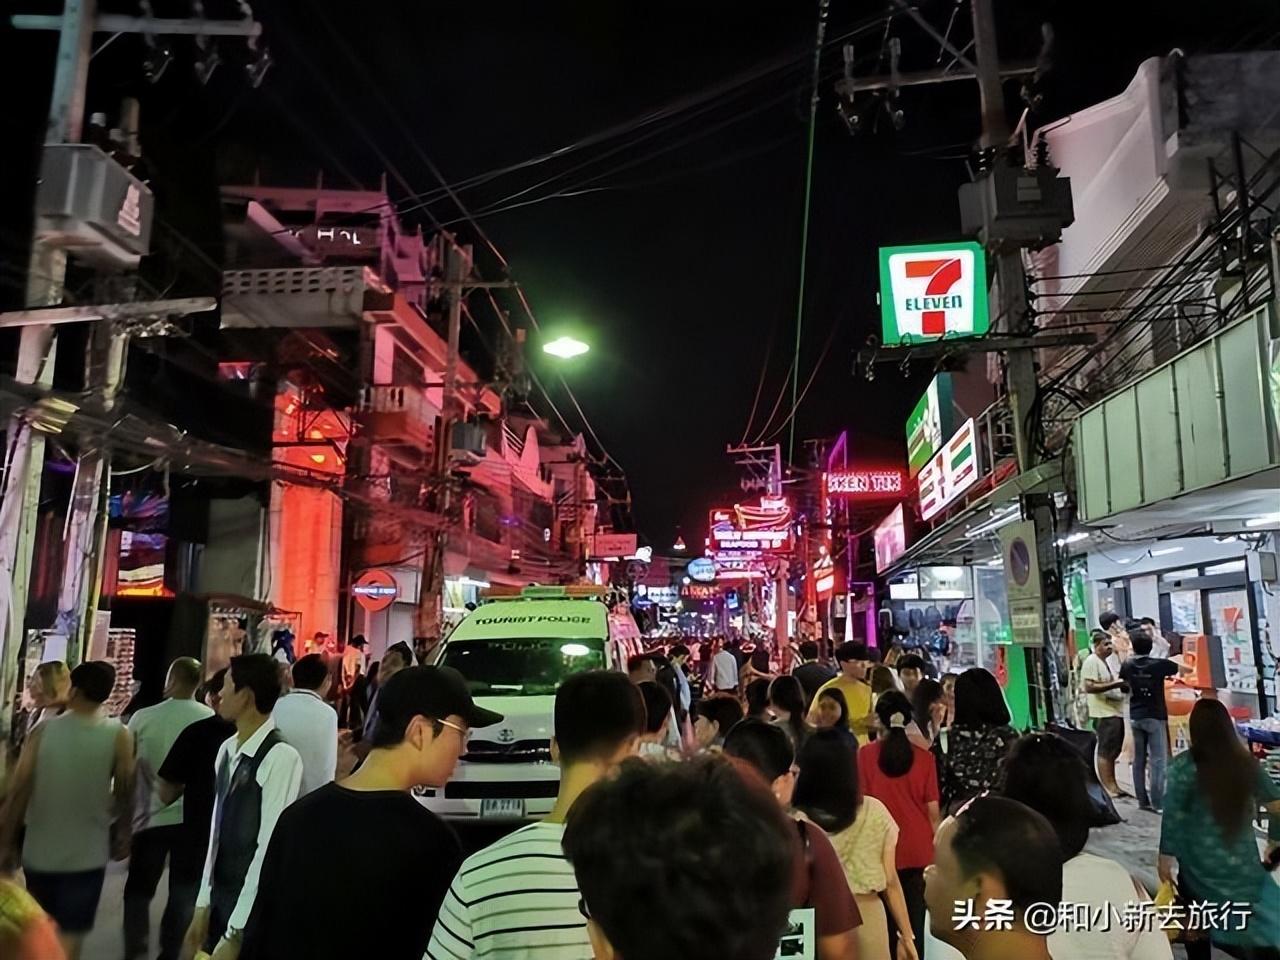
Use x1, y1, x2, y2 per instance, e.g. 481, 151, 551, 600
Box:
0, 0, 96, 759
970, 0, 1062, 724
415, 239, 468, 636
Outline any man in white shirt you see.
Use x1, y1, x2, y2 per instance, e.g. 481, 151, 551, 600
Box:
710, 640, 741, 694
427, 671, 644, 959
1082, 630, 1129, 798
272, 654, 338, 797
183, 654, 302, 960
124, 657, 212, 960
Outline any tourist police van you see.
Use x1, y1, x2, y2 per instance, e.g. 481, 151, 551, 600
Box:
416, 585, 637, 821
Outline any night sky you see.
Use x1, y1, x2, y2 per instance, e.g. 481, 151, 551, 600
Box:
6, 0, 1279, 547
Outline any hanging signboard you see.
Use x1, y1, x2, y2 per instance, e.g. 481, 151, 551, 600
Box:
589, 533, 639, 559
906, 373, 956, 477
918, 418, 978, 521
709, 497, 793, 553
1000, 520, 1045, 647
873, 504, 908, 573
824, 469, 905, 498
879, 241, 990, 345
680, 583, 720, 601
353, 569, 399, 612
714, 555, 767, 581
812, 556, 835, 598
686, 556, 717, 582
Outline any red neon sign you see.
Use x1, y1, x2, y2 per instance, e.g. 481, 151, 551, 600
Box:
824, 469, 905, 498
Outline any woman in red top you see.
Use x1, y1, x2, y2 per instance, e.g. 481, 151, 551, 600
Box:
857, 689, 941, 959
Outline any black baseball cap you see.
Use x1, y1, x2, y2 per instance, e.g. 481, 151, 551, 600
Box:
376, 665, 503, 732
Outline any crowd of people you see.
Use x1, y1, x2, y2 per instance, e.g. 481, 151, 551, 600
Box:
0, 623, 1275, 960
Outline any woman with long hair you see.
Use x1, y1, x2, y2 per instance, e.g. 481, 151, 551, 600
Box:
941, 667, 1019, 811
767, 675, 812, 751
23, 662, 70, 743
1159, 699, 1280, 959
743, 677, 771, 720
811, 688, 858, 748
857, 689, 939, 958
908, 678, 946, 750
999, 732, 1173, 960
794, 730, 918, 960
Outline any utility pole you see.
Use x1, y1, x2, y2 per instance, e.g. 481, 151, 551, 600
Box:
968, 0, 1065, 724
836, 0, 1070, 723
1, 4, 263, 707
415, 238, 470, 637
0, 0, 95, 749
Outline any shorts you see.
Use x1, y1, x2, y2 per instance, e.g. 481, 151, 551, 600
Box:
1093, 716, 1125, 761
24, 866, 106, 934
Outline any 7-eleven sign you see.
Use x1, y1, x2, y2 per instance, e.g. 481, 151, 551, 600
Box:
879, 241, 990, 345
918, 417, 979, 521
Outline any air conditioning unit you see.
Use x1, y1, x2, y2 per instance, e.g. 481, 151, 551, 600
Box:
449, 421, 487, 465
35, 144, 154, 267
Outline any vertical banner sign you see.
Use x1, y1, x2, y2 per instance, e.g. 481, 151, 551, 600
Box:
905, 373, 955, 477
917, 418, 978, 521
879, 241, 990, 345
1000, 520, 1044, 646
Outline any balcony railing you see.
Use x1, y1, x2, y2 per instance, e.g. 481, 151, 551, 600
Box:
357, 385, 434, 454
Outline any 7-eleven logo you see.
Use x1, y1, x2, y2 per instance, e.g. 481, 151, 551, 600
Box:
879, 241, 989, 345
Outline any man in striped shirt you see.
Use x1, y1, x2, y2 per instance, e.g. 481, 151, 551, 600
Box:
427, 671, 645, 960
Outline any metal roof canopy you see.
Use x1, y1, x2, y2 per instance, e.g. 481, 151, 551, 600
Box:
882, 459, 1064, 577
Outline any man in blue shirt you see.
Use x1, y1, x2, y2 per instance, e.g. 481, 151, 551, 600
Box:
1119, 625, 1180, 813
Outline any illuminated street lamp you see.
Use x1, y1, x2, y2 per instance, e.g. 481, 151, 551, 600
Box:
542, 335, 590, 359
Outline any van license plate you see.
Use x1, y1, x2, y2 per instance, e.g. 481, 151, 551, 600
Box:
481, 798, 526, 819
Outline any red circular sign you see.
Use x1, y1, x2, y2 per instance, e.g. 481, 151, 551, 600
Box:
353, 569, 398, 612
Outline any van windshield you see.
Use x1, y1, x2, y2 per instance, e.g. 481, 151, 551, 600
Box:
439, 638, 606, 697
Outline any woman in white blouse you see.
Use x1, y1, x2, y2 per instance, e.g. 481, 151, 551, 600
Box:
793, 729, 919, 960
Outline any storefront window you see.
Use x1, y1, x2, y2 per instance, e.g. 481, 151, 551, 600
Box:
1169, 590, 1202, 634
1206, 588, 1260, 719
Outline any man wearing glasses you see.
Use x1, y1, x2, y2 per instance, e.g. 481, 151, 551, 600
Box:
236, 666, 502, 960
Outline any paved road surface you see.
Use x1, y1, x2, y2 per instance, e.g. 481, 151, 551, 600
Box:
83, 822, 517, 960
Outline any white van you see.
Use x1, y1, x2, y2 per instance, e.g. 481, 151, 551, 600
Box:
416, 585, 635, 821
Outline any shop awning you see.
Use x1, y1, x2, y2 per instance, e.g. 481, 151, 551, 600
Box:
882, 459, 1065, 576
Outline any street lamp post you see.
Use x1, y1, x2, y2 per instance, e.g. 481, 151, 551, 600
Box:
542, 336, 589, 359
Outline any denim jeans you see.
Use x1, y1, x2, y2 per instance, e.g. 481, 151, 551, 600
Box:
1130, 717, 1168, 808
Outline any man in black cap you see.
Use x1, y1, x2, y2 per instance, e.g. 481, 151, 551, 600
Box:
238, 666, 502, 960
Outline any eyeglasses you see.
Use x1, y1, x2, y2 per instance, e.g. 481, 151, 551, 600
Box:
434, 718, 472, 743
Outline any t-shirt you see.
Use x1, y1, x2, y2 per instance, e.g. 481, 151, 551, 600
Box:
857, 739, 939, 869
241, 783, 461, 960
1083, 653, 1125, 718
710, 650, 740, 691
128, 697, 213, 830
807, 676, 873, 745
271, 689, 338, 797
790, 818, 862, 937
157, 714, 236, 854
428, 820, 591, 959
1119, 656, 1178, 721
